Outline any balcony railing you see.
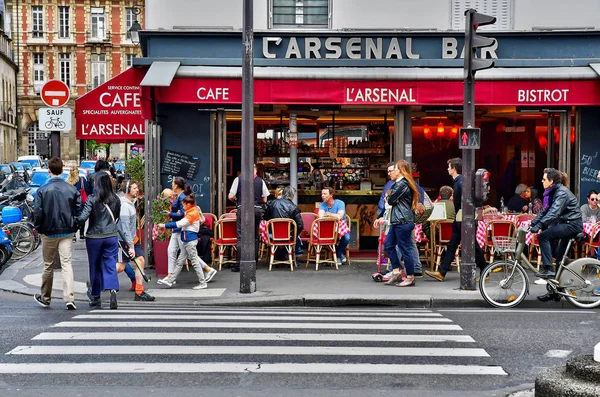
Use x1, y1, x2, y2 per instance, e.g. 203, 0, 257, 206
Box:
0, 30, 14, 61
85, 31, 111, 43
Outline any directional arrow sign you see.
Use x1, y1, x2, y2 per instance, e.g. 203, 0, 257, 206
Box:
40, 80, 71, 107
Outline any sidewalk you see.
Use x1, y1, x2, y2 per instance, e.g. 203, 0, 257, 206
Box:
0, 239, 573, 309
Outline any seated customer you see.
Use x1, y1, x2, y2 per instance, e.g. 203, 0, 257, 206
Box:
506, 184, 530, 213
318, 187, 350, 265
264, 186, 304, 255
580, 190, 600, 223
437, 185, 456, 221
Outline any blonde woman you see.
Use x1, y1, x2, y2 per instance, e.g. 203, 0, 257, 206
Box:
67, 167, 88, 241
374, 159, 419, 287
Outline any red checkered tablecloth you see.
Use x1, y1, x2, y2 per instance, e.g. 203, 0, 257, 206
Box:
414, 223, 426, 243
259, 218, 350, 245
516, 221, 597, 246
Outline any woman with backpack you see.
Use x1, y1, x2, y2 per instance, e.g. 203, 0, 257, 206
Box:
67, 167, 88, 241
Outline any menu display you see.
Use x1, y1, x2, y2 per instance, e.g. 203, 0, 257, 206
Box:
160, 150, 200, 180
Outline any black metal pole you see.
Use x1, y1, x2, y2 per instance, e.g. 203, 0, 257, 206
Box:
461, 10, 476, 291
50, 131, 60, 158
240, 0, 256, 293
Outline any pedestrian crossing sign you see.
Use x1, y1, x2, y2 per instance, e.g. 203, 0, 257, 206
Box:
458, 127, 481, 149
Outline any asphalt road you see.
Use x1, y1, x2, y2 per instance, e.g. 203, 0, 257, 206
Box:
0, 290, 597, 397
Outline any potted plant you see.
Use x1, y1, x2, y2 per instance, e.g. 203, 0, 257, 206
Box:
151, 194, 173, 277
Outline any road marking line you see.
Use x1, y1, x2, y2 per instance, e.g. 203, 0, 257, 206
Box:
0, 362, 507, 375
52, 321, 463, 331
7, 345, 490, 357
438, 309, 595, 314
91, 309, 439, 317
32, 332, 476, 343
544, 350, 572, 358
73, 314, 451, 322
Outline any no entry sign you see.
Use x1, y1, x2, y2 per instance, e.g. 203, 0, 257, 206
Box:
40, 80, 70, 107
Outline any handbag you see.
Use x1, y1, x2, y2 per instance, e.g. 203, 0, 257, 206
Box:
79, 177, 88, 203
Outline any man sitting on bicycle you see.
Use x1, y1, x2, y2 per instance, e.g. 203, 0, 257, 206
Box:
530, 167, 583, 280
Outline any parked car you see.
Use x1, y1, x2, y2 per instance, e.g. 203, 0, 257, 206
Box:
9, 162, 30, 183
28, 169, 69, 198
0, 164, 28, 194
17, 155, 44, 171
79, 160, 97, 174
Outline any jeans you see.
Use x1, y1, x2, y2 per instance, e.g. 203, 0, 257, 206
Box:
337, 233, 350, 258
394, 233, 422, 274
438, 221, 487, 275
384, 223, 416, 275
236, 207, 263, 264
537, 221, 583, 270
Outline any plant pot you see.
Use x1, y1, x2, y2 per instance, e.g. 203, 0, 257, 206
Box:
153, 240, 169, 277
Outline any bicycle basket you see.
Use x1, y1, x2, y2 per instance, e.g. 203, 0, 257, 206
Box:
492, 236, 517, 254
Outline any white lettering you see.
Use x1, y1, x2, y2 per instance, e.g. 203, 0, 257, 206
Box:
517, 89, 569, 103
262, 37, 282, 59
385, 38, 402, 59
325, 37, 342, 59
346, 38, 362, 60
305, 37, 321, 59
480, 38, 498, 59
99, 92, 140, 108
196, 87, 230, 101
81, 123, 145, 136
345, 87, 416, 103
406, 38, 420, 60
365, 38, 382, 59
442, 38, 458, 59
285, 37, 302, 58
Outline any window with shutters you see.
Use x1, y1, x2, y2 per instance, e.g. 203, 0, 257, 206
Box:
32, 6, 44, 38
271, 0, 330, 29
58, 6, 70, 39
451, 0, 512, 31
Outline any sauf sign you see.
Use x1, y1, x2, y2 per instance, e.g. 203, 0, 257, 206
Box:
75, 68, 145, 142
262, 36, 498, 60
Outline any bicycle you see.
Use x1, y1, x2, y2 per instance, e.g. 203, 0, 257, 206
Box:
44, 118, 66, 130
479, 228, 600, 309
3, 222, 35, 260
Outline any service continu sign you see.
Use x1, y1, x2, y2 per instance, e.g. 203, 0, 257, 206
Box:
75, 68, 145, 142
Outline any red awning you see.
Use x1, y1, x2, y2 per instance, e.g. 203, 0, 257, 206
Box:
75, 68, 145, 143
152, 78, 600, 106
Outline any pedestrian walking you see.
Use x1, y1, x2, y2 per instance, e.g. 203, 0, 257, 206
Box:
66, 166, 87, 241
33, 157, 82, 310
77, 173, 121, 309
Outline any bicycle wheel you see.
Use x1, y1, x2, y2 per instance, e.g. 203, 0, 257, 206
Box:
5, 223, 34, 260
479, 260, 529, 308
45, 121, 54, 129
563, 259, 600, 309
0, 245, 11, 267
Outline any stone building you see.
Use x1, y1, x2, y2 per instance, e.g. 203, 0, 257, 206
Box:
6, 0, 144, 161
0, 2, 18, 163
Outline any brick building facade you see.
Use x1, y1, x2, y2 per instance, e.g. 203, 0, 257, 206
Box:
6, 0, 144, 161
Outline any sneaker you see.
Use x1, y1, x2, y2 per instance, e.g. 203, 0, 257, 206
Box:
336, 257, 342, 266
413, 272, 423, 278
534, 278, 548, 285
86, 281, 93, 302
66, 302, 77, 310
109, 289, 118, 310
134, 291, 156, 301
89, 298, 101, 308
34, 294, 49, 308
72, 236, 77, 243
157, 277, 173, 288
424, 270, 445, 282
79, 235, 85, 240
340, 255, 347, 263
593, 288, 600, 296
204, 268, 218, 283
534, 269, 556, 279
193, 283, 208, 290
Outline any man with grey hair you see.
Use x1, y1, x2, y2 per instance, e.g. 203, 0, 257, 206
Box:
507, 183, 531, 213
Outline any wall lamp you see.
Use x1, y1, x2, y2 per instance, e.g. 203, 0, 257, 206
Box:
128, 6, 143, 45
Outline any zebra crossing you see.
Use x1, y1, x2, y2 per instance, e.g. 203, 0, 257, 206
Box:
0, 306, 507, 376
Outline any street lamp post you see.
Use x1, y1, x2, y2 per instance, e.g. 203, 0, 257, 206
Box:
127, 7, 143, 46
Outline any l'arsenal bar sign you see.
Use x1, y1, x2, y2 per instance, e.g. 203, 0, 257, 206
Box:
75, 68, 145, 142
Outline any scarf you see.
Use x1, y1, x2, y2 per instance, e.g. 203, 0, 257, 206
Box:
542, 184, 559, 210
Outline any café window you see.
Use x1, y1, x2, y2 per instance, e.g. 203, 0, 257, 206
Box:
32, 6, 43, 38
271, 0, 330, 29
451, 0, 512, 30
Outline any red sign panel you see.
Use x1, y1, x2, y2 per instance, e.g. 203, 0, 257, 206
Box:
75, 68, 145, 142
41, 80, 71, 107
154, 78, 600, 106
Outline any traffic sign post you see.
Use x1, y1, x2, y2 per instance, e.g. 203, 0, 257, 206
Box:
40, 80, 71, 158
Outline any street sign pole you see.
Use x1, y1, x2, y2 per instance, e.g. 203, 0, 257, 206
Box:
50, 131, 60, 158
240, 0, 256, 293
461, 9, 496, 290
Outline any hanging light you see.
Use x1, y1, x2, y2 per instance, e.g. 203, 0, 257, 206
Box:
449, 125, 459, 139
423, 125, 432, 139
553, 126, 560, 143
570, 125, 575, 144
538, 135, 548, 149
436, 122, 446, 137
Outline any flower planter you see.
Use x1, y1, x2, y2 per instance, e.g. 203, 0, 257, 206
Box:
152, 240, 169, 277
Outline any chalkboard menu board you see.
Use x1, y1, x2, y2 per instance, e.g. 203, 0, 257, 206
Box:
160, 150, 200, 180
579, 108, 600, 204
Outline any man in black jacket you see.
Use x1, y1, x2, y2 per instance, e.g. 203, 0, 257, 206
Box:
531, 168, 583, 287
264, 186, 304, 257
33, 157, 82, 310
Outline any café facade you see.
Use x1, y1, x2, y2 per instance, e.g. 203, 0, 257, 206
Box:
75, 30, 600, 249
